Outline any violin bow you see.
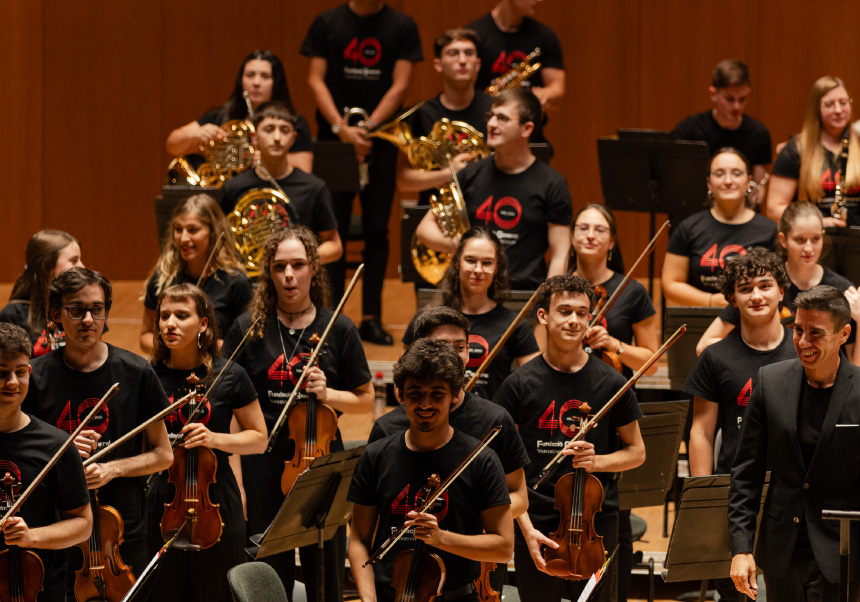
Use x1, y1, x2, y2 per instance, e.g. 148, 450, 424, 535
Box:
267, 264, 365, 452
464, 286, 542, 393
587, 219, 670, 330
364, 425, 501, 566
0, 383, 119, 527
196, 232, 227, 289
533, 324, 686, 489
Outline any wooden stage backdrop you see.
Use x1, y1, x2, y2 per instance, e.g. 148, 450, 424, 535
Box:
2, 0, 860, 283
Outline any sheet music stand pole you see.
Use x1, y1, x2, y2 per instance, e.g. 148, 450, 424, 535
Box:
822, 509, 860, 602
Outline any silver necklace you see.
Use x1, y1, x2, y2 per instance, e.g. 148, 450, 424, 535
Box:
277, 318, 308, 370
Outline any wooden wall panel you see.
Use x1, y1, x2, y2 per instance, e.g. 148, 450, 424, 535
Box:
5, 0, 860, 284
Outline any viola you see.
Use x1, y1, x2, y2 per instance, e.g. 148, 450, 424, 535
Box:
73, 491, 135, 602
474, 562, 500, 602
391, 475, 446, 602
280, 334, 338, 495
542, 403, 606, 580
0, 472, 45, 602
161, 374, 222, 550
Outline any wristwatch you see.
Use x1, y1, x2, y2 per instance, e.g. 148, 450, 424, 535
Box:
616, 343, 625, 355
331, 119, 346, 134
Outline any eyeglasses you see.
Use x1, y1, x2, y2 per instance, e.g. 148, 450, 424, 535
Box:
573, 223, 611, 236
485, 111, 519, 126
63, 306, 108, 320
709, 169, 748, 180
820, 98, 852, 111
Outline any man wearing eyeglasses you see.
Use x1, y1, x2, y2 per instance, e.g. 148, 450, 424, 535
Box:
729, 285, 860, 601
415, 87, 571, 291
23, 267, 172, 583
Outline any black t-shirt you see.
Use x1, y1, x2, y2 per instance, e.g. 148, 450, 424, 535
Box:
219, 168, 339, 234
198, 108, 313, 155
144, 268, 252, 339
493, 355, 643, 532
672, 111, 772, 167
666, 211, 778, 293
347, 429, 510, 591
402, 304, 539, 399
300, 4, 423, 138
24, 345, 170, 540
797, 379, 832, 470
683, 329, 796, 474
150, 357, 258, 509
221, 308, 371, 433
367, 390, 530, 475
592, 272, 656, 378
772, 138, 860, 226
458, 157, 572, 289
467, 13, 564, 92
0, 416, 90, 588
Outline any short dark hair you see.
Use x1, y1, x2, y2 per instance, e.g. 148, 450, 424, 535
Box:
433, 28, 479, 58
439, 227, 510, 310
493, 88, 542, 127
252, 101, 297, 129
0, 323, 32, 359
536, 275, 594, 312
712, 59, 750, 89
47, 267, 112, 319
795, 285, 851, 329
708, 146, 751, 174
394, 338, 464, 396
718, 247, 790, 301
413, 306, 470, 341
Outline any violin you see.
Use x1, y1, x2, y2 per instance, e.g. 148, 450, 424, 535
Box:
391, 475, 446, 602
0, 472, 45, 602
73, 491, 135, 602
587, 285, 622, 373
542, 403, 606, 580
280, 333, 338, 495
161, 374, 222, 550
474, 562, 500, 602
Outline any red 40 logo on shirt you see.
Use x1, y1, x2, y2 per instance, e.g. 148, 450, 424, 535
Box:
57, 398, 109, 435
163, 394, 212, 429
344, 37, 381, 67
466, 334, 489, 369
391, 483, 449, 522
699, 244, 746, 272
737, 379, 752, 407
538, 399, 587, 437
491, 50, 530, 75
268, 353, 311, 388
476, 196, 522, 230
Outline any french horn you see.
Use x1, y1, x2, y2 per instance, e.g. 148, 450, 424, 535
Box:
228, 187, 291, 278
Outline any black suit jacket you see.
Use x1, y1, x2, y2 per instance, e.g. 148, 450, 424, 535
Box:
728, 357, 860, 582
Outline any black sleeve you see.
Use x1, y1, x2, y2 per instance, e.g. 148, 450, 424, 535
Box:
727, 366, 770, 555
299, 14, 328, 58
139, 363, 171, 421
292, 115, 314, 154
226, 363, 258, 410
56, 442, 90, 512
143, 275, 160, 310
346, 442, 381, 506
671, 116, 696, 140
336, 318, 372, 390
313, 184, 339, 233
772, 138, 800, 179
545, 173, 573, 225
396, 16, 424, 63
537, 23, 563, 70
474, 450, 512, 510
719, 303, 741, 326
494, 410, 531, 472
227, 274, 253, 324
196, 108, 221, 126
683, 348, 719, 402
511, 320, 540, 358
492, 374, 521, 425
221, 314, 249, 359
749, 127, 772, 167
667, 217, 693, 256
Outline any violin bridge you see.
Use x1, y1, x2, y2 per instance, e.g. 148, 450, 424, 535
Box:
184, 498, 199, 504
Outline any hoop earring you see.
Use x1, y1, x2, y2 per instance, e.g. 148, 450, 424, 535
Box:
197, 333, 202, 349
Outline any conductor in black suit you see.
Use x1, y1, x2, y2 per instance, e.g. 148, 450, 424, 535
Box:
728, 285, 860, 600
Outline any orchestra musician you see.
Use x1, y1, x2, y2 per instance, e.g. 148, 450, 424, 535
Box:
568, 204, 659, 378
0, 323, 92, 602
348, 338, 514, 602
662, 147, 777, 307
24, 267, 173, 577
166, 50, 313, 174
1, 230, 84, 357
729, 285, 860, 601
402, 229, 539, 399
219, 101, 343, 264
493, 274, 645, 602
145, 283, 266, 602
301, 0, 424, 345
396, 28, 493, 202
140, 194, 252, 354
221, 224, 373, 602
684, 249, 795, 602
767, 76, 860, 228
415, 88, 571, 291
673, 60, 772, 188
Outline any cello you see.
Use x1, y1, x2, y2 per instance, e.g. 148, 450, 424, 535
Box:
160, 374, 222, 549
0, 472, 45, 602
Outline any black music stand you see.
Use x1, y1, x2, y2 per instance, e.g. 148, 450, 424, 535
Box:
821, 226, 860, 283
120, 521, 192, 602
822, 509, 860, 602
663, 474, 769, 602
663, 307, 722, 391
312, 141, 362, 194
597, 134, 709, 295
249, 446, 364, 602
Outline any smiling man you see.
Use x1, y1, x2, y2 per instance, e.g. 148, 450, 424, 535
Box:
673, 60, 772, 186
219, 101, 342, 264
415, 88, 571, 290
729, 285, 860, 600
348, 338, 513, 602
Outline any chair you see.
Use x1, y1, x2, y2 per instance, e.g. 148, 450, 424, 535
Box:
227, 562, 288, 602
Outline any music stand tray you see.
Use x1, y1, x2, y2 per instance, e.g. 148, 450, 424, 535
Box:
663, 474, 768, 583
664, 307, 723, 391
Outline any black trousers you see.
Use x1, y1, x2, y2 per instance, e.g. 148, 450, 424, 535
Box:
763, 552, 859, 602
